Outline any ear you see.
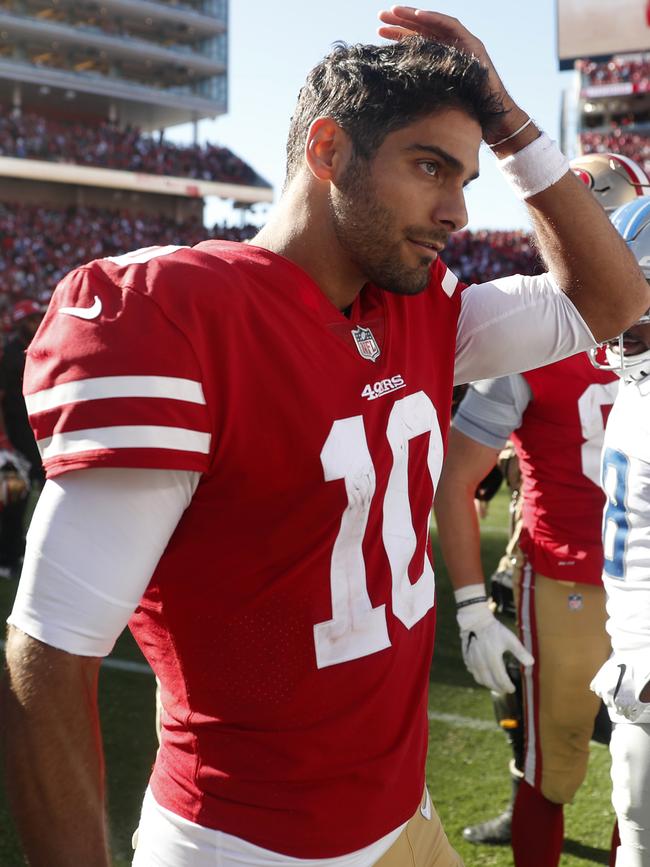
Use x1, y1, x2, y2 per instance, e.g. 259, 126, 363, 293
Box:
304, 117, 352, 182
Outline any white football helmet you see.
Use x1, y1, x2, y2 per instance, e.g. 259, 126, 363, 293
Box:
570, 153, 649, 212
590, 196, 650, 381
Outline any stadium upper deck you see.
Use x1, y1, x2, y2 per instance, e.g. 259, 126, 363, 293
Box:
575, 55, 650, 175
0, 0, 227, 129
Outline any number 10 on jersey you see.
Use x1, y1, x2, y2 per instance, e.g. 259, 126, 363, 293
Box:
314, 391, 443, 669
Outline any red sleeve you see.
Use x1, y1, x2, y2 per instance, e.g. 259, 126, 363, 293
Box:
25, 260, 211, 478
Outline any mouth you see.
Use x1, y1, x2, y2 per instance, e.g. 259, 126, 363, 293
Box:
609, 336, 648, 356
407, 238, 443, 258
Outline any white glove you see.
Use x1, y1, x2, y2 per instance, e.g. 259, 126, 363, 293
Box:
455, 583, 534, 694
590, 651, 650, 722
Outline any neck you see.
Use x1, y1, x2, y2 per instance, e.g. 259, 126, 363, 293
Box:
252, 176, 367, 311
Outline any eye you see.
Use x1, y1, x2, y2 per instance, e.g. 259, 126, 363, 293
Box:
419, 160, 439, 178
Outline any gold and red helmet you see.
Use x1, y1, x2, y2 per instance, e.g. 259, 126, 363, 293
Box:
570, 153, 649, 212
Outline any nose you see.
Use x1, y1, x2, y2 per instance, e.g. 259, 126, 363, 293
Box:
432, 183, 468, 233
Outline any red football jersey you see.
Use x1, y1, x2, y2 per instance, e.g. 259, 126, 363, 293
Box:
24, 241, 464, 858
512, 352, 618, 585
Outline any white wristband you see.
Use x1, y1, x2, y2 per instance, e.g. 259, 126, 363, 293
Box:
454, 583, 487, 606
496, 132, 570, 200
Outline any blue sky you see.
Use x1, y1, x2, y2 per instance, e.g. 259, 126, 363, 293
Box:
173, 1, 576, 231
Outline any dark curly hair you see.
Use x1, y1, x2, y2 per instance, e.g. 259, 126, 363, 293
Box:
285, 36, 505, 184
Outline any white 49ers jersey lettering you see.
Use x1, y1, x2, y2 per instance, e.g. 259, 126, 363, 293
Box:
315, 391, 443, 669
361, 374, 406, 401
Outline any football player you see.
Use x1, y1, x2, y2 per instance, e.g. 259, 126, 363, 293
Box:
434, 352, 618, 867
591, 195, 650, 867
435, 153, 648, 859
3, 9, 649, 867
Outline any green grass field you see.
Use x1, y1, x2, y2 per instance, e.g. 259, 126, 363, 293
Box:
0, 488, 614, 865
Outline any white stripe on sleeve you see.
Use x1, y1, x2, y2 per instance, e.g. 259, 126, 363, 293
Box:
38, 425, 211, 460
441, 267, 459, 298
105, 245, 187, 265
25, 375, 206, 414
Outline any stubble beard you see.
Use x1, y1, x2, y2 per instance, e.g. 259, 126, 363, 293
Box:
330, 156, 433, 296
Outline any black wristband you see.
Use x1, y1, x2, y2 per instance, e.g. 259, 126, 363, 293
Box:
456, 595, 488, 610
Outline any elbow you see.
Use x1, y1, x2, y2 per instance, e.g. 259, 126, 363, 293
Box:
4, 628, 50, 706
4, 626, 101, 703
575, 274, 650, 345
5, 626, 36, 678
604, 274, 650, 340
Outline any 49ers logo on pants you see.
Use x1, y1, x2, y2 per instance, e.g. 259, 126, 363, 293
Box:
351, 325, 380, 362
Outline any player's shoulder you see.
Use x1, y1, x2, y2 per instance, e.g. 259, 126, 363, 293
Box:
49, 240, 265, 331
82, 240, 250, 294
429, 258, 464, 300
523, 350, 618, 389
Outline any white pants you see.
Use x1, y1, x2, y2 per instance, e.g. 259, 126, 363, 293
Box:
132, 788, 405, 867
611, 723, 650, 867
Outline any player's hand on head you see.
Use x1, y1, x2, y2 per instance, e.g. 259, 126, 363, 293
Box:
377, 9, 496, 86
378, 7, 480, 49
377, 7, 532, 149
590, 653, 650, 723
455, 586, 534, 694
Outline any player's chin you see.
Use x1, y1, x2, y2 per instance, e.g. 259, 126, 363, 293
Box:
392, 251, 435, 293
369, 251, 433, 296
383, 270, 431, 296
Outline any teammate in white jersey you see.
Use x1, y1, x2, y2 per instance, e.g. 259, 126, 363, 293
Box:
591, 196, 650, 867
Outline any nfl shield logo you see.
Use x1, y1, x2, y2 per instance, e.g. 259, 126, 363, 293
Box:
351, 325, 381, 362
568, 593, 583, 612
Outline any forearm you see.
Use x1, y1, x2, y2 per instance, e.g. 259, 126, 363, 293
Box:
434, 432, 533, 693
494, 122, 649, 341
2, 627, 110, 867
434, 476, 485, 591
489, 67, 649, 340
434, 430, 499, 591
525, 168, 649, 342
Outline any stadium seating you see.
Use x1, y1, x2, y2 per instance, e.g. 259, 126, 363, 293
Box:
580, 129, 650, 175
0, 203, 257, 314
0, 109, 262, 186
577, 56, 650, 89
443, 229, 543, 285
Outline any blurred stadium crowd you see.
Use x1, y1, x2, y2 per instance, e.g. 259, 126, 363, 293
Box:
577, 55, 650, 88
0, 109, 263, 186
0, 204, 257, 327
577, 56, 650, 174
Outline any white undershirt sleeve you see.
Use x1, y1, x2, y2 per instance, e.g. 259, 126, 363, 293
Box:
454, 272, 596, 385
453, 374, 532, 450
8, 468, 199, 657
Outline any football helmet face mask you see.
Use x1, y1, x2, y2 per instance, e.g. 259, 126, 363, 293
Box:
570, 153, 649, 212
590, 196, 650, 381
